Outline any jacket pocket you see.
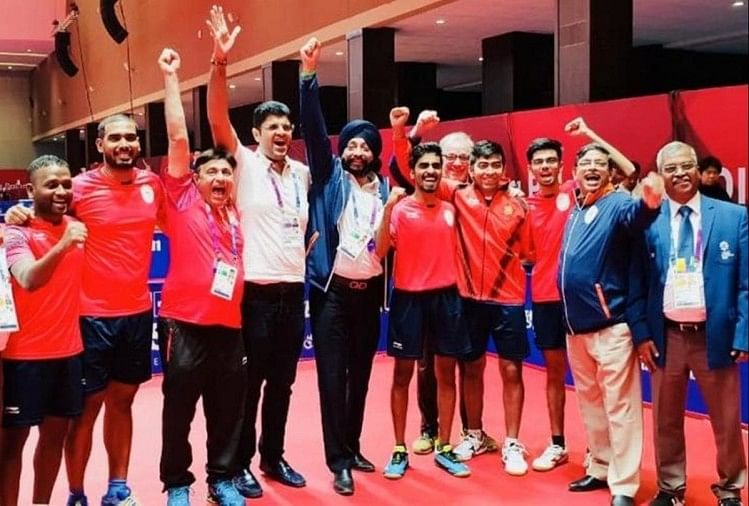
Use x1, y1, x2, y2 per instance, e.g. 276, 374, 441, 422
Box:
594, 283, 612, 319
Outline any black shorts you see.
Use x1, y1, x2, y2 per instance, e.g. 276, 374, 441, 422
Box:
80, 310, 153, 394
387, 286, 470, 359
462, 299, 529, 362
532, 301, 566, 350
2, 355, 84, 428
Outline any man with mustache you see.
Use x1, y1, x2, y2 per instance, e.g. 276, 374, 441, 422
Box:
297, 36, 406, 495
206, 6, 310, 497
383, 141, 472, 480
639, 141, 747, 506
7, 111, 165, 505
559, 142, 664, 506
0, 155, 86, 506
157, 47, 246, 506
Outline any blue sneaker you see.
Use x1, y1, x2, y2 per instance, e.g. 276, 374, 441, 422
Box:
207, 480, 245, 506
434, 444, 471, 477
166, 486, 191, 506
67, 493, 88, 506
101, 484, 139, 505
383, 445, 409, 479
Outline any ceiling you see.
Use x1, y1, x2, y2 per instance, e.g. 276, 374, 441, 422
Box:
14, 0, 746, 140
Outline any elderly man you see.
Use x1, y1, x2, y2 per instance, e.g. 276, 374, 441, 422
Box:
639, 141, 747, 506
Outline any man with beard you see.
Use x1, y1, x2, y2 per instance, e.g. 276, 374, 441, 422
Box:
0, 156, 86, 506
559, 143, 664, 506
638, 142, 746, 506
157, 48, 246, 506
383, 141, 471, 480
7, 114, 165, 505
297, 37, 406, 495
206, 6, 309, 498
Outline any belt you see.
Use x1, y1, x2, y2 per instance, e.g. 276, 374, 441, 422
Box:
665, 319, 705, 332
331, 274, 371, 291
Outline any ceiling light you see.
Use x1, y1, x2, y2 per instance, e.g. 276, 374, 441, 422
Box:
435, 19, 446, 25
335, 51, 344, 56
136, 112, 144, 116
26, 48, 33, 53
732, 0, 744, 6
478, 57, 484, 62
7, 66, 12, 70
228, 84, 237, 89
253, 77, 261, 81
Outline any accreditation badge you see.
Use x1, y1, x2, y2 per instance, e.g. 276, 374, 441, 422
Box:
281, 211, 303, 247
210, 260, 238, 301
338, 227, 372, 260
672, 271, 704, 309
0, 247, 19, 333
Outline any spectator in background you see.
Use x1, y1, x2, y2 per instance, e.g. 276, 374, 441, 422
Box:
617, 161, 643, 198
698, 156, 732, 202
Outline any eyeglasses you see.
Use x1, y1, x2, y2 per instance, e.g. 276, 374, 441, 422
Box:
444, 153, 470, 162
577, 160, 609, 169
661, 161, 697, 174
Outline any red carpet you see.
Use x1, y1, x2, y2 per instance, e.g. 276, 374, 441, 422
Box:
19, 355, 749, 505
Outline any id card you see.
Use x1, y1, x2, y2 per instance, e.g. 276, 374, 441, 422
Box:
0, 247, 19, 333
338, 227, 372, 260
281, 213, 303, 247
672, 271, 704, 309
210, 260, 238, 300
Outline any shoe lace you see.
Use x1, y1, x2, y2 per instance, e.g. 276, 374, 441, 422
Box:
505, 441, 528, 459
390, 451, 407, 465
117, 497, 139, 506
542, 444, 564, 458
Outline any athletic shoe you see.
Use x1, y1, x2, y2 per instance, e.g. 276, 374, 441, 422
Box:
383, 446, 409, 479
453, 430, 490, 461
483, 432, 499, 452
411, 432, 436, 455
66, 494, 88, 506
532, 443, 569, 471
434, 445, 471, 477
166, 486, 191, 506
502, 439, 529, 476
207, 480, 245, 506
101, 485, 139, 506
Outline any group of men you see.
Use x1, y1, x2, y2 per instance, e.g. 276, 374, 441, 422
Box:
0, 5, 746, 506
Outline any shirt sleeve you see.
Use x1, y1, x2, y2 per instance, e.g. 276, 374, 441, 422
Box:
160, 171, 197, 213
3, 226, 33, 269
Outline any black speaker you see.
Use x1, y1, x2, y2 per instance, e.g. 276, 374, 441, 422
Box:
100, 0, 128, 43
54, 32, 79, 77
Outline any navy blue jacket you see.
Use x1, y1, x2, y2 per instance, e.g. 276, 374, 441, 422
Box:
641, 196, 748, 369
559, 190, 658, 342
299, 73, 390, 291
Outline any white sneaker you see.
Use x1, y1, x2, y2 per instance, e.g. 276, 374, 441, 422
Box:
531, 443, 569, 471
502, 439, 529, 476
453, 430, 488, 462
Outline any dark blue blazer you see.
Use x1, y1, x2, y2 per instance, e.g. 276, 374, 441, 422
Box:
641, 195, 748, 369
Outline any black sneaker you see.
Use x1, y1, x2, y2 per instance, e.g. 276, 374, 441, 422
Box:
232, 468, 262, 498
650, 491, 685, 506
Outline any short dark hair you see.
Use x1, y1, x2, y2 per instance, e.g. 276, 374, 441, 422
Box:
698, 155, 722, 173
409, 142, 442, 169
28, 155, 69, 179
526, 138, 562, 162
253, 101, 291, 129
471, 140, 504, 166
576, 143, 611, 168
98, 114, 137, 138
192, 148, 237, 173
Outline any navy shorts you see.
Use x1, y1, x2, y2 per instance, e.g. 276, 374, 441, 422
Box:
462, 299, 529, 362
80, 310, 153, 394
388, 286, 470, 359
2, 355, 84, 427
532, 301, 566, 350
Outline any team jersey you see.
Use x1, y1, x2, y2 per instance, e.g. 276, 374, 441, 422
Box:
72, 168, 164, 317
390, 196, 457, 292
159, 173, 244, 328
4, 216, 84, 359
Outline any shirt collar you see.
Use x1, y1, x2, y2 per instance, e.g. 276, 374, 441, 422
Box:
668, 192, 701, 220
347, 171, 380, 194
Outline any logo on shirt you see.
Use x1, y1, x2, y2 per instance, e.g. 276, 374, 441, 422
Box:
443, 209, 455, 227
3, 406, 20, 415
584, 205, 599, 225
719, 240, 734, 260
466, 196, 481, 207
503, 204, 514, 216
140, 184, 155, 204
556, 192, 571, 212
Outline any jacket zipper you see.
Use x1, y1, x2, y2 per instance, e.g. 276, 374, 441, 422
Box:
594, 283, 612, 319
560, 209, 580, 335
479, 200, 490, 299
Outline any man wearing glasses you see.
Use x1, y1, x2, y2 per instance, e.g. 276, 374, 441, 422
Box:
638, 141, 747, 506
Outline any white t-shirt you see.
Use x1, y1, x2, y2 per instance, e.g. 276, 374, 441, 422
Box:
234, 145, 311, 284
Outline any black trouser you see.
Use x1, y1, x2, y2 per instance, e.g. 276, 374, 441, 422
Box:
236, 282, 305, 468
310, 275, 382, 473
158, 318, 246, 489
417, 346, 438, 436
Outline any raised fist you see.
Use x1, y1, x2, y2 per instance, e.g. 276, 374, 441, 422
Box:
158, 48, 181, 75
300, 37, 321, 73
389, 107, 410, 129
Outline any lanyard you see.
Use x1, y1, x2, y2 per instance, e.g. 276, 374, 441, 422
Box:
350, 188, 379, 232
268, 166, 301, 213
204, 203, 239, 264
